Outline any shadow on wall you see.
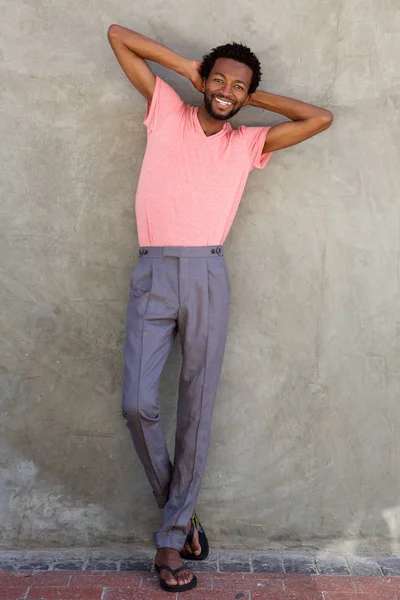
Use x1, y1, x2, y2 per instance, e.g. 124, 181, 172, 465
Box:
1, 266, 184, 544
2, 287, 400, 553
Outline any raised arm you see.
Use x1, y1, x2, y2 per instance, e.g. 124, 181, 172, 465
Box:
247, 90, 333, 153
107, 25, 203, 102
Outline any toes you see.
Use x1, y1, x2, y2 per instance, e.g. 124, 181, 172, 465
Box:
163, 573, 178, 586
191, 531, 201, 554
191, 537, 201, 554
177, 571, 192, 585
160, 568, 193, 587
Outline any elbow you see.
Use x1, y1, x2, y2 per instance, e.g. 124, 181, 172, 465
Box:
306, 110, 333, 135
320, 109, 333, 129
107, 24, 120, 40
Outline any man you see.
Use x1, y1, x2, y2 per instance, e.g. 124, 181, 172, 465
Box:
107, 24, 333, 593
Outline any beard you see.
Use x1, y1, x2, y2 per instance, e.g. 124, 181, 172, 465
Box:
203, 92, 243, 121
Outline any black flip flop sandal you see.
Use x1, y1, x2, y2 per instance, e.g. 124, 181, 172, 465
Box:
180, 510, 209, 561
155, 563, 197, 593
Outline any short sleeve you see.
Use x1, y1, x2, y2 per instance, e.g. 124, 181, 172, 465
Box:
241, 126, 272, 171
144, 76, 185, 135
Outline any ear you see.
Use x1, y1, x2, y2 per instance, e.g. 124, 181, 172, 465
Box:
201, 77, 206, 93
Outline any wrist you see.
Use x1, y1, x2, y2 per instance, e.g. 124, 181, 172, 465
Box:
247, 90, 265, 108
178, 58, 194, 79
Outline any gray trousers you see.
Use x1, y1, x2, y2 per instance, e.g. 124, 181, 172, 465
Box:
122, 246, 231, 551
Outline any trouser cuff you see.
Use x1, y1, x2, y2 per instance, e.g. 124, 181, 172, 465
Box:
154, 531, 187, 551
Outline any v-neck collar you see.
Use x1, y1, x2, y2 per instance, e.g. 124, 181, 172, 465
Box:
193, 107, 231, 139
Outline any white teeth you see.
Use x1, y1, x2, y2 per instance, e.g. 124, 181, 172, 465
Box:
215, 97, 232, 106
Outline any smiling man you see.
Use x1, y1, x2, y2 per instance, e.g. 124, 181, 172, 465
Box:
107, 25, 333, 594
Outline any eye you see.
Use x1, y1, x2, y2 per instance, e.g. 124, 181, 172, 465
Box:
235, 85, 244, 90
214, 78, 223, 82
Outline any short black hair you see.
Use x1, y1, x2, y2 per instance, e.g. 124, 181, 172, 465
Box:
200, 42, 262, 94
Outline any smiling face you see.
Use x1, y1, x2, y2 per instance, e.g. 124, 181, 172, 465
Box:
202, 57, 253, 121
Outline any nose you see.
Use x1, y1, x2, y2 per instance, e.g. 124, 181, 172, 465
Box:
221, 83, 234, 98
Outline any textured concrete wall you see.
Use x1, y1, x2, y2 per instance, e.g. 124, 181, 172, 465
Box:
1, 0, 400, 553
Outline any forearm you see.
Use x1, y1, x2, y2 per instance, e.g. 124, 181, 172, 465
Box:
108, 25, 191, 78
249, 89, 332, 122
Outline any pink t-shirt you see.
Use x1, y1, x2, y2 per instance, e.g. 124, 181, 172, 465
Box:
135, 76, 272, 246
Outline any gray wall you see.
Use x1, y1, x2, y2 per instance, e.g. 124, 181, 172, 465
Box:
1, 0, 400, 554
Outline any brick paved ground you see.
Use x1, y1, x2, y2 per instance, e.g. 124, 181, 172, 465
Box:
1, 550, 400, 600
3, 570, 400, 600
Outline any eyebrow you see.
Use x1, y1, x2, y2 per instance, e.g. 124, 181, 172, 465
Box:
213, 72, 247, 86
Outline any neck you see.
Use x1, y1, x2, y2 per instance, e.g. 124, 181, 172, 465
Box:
197, 103, 226, 136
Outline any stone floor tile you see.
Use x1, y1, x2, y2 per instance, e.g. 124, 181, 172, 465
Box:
119, 554, 152, 572
17, 559, 50, 571
0, 553, 26, 563
376, 557, 400, 576
53, 560, 85, 571
89, 551, 127, 561
184, 550, 219, 572
252, 553, 285, 574
282, 554, 317, 575
346, 556, 383, 576
0, 561, 19, 571
219, 553, 251, 573
86, 559, 118, 571
315, 554, 350, 575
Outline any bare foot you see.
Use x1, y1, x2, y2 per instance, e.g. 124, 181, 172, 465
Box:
181, 515, 202, 556
155, 547, 194, 587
